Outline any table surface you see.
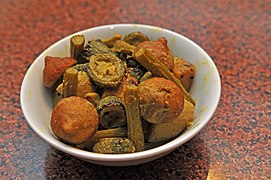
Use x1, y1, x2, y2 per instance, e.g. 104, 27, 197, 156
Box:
1, 0, 270, 179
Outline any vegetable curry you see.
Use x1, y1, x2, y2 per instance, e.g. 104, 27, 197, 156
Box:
43, 32, 196, 154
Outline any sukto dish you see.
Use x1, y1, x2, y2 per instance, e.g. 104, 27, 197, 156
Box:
43, 32, 196, 154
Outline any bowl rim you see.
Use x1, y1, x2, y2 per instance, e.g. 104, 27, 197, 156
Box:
20, 23, 221, 162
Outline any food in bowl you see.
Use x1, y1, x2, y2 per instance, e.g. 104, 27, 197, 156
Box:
43, 31, 196, 154
21, 24, 221, 166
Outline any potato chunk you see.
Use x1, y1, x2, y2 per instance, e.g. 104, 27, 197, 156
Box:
148, 100, 194, 142
173, 57, 195, 91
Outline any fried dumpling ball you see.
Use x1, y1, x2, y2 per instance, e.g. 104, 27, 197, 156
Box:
138, 77, 184, 124
51, 96, 99, 145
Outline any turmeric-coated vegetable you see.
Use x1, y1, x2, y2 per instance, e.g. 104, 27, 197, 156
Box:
71, 63, 89, 72
63, 67, 78, 98
148, 99, 194, 142
88, 54, 125, 88
112, 40, 136, 55
140, 71, 152, 82
84, 92, 100, 106
124, 85, 144, 152
93, 138, 135, 154
102, 34, 122, 48
79, 40, 112, 62
70, 35, 85, 59
77, 127, 127, 150
123, 32, 149, 46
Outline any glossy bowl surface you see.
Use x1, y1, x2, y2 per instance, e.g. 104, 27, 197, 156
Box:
20, 24, 221, 166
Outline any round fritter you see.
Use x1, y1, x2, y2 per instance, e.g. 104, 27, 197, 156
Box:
134, 37, 174, 71
138, 77, 184, 124
51, 96, 99, 145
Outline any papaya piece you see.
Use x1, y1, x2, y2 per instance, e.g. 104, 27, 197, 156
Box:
43, 56, 77, 88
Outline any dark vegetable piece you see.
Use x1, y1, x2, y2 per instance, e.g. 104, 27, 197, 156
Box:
123, 85, 144, 152
112, 40, 135, 55
127, 66, 147, 81
126, 56, 140, 67
102, 34, 122, 48
63, 67, 78, 98
134, 48, 195, 105
70, 35, 85, 59
100, 106, 126, 129
79, 40, 112, 62
123, 32, 149, 46
97, 96, 126, 129
71, 63, 89, 72
115, 52, 128, 62
77, 127, 127, 150
93, 138, 135, 154
88, 54, 125, 88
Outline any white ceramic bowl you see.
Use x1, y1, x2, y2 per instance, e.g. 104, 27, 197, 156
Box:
20, 24, 221, 166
